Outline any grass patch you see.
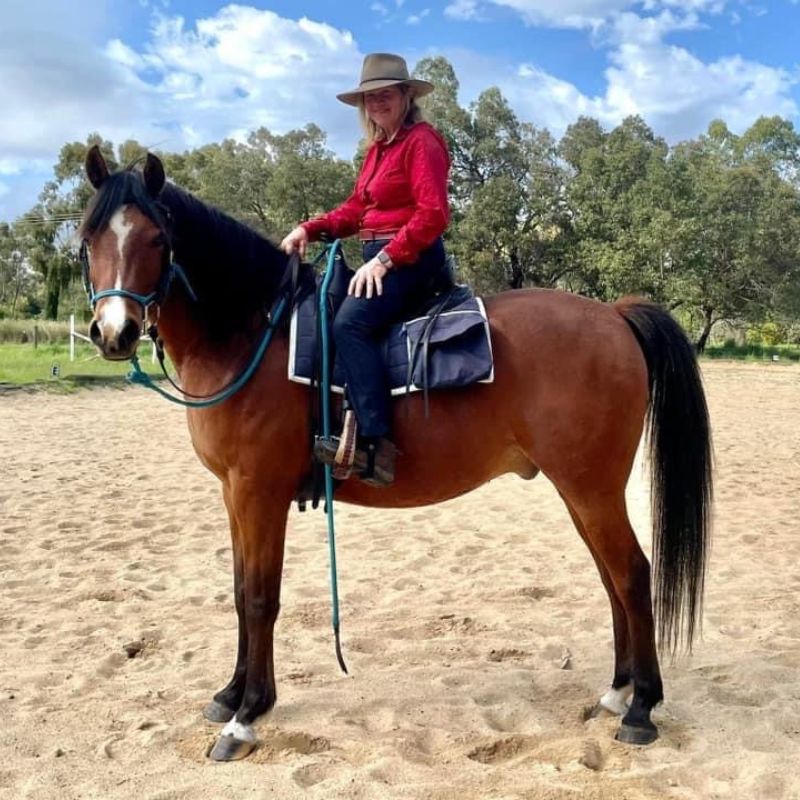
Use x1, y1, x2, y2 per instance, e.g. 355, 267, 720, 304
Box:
703, 343, 800, 363
0, 342, 164, 390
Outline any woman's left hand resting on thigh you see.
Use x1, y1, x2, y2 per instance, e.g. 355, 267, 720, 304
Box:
349, 258, 390, 299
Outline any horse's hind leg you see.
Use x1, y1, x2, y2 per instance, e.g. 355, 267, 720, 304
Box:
561, 497, 634, 715
564, 491, 663, 744
204, 484, 247, 723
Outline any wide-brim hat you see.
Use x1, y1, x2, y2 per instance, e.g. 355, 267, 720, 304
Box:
336, 53, 434, 106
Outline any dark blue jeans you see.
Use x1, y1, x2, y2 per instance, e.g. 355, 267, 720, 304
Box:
333, 238, 446, 438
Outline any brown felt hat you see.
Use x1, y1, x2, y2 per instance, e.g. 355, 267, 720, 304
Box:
336, 53, 434, 106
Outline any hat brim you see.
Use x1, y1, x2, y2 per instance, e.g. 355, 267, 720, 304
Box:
336, 78, 434, 106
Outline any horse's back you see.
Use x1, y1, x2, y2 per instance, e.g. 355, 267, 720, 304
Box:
339, 288, 650, 508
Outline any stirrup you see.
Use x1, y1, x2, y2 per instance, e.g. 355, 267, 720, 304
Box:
358, 438, 396, 487
313, 436, 395, 487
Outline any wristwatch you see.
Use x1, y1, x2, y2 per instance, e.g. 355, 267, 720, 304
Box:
376, 249, 392, 268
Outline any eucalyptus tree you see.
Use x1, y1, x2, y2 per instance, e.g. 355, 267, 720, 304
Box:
668, 122, 800, 349
415, 57, 572, 292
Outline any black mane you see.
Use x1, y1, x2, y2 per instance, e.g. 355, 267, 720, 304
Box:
81, 168, 289, 341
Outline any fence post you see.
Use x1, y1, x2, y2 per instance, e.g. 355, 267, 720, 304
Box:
70, 314, 75, 362
33, 324, 38, 349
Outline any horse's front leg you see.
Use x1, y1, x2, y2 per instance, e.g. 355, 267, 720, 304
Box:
204, 484, 247, 723
209, 482, 291, 761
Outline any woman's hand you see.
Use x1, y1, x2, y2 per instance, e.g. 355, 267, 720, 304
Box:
349, 258, 389, 299
280, 226, 308, 258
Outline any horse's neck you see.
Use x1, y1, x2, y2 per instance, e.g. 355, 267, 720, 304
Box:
155, 293, 209, 374
152, 193, 289, 381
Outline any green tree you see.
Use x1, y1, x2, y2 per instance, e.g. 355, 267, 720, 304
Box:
560, 115, 672, 300
667, 121, 800, 349
415, 58, 573, 291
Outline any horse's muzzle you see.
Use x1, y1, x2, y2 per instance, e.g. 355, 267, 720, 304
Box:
89, 315, 142, 360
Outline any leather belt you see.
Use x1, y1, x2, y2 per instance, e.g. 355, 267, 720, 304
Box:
358, 228, 401, 242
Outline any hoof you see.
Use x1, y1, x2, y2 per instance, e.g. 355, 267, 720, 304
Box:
203, 700, 236, 724
208, 734, 257, 761
615, 722, 659, 746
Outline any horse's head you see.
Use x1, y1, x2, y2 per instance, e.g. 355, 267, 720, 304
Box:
80, 145, 170, 360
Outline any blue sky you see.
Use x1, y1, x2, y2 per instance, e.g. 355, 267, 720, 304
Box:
1, 0, 799, 222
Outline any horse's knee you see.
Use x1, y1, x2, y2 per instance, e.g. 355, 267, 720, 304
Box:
245, 595, 280, 624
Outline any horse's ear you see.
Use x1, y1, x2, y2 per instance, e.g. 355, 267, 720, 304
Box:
85, 145, 109, 190
143, 153, 166, 198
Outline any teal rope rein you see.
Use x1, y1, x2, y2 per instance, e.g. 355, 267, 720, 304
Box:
127, 294, 288, 408
318, 241, 348, 673
124, 241, 348, 672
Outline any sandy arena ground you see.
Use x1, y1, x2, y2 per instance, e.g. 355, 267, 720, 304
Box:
1, 360, 799, 800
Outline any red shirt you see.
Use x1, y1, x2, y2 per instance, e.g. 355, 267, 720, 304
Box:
301, 121, 450, 266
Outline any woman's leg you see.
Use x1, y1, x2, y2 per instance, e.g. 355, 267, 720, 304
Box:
333, 264, 429, 437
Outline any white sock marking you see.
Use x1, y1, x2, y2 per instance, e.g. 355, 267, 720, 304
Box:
599, 683, 633, 715
221, 718, 256, 742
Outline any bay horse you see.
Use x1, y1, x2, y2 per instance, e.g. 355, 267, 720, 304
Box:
79, 145, 712, 761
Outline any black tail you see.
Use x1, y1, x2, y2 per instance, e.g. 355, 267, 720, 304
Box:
617, 299, 713, 652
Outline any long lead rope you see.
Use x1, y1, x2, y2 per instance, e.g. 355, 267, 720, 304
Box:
126, 295, 288, 409
319, 240, 348, 674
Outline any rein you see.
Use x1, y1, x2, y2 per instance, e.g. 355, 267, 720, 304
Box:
82, 236, 311, 408
83, 234, 348, 671
126, 296, 288, 409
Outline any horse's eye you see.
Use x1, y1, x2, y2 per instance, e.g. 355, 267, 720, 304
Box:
152, 233, 167, 247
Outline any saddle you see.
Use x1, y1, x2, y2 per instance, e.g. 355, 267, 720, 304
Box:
291, 248, 494, 509
289, 253, 493, 396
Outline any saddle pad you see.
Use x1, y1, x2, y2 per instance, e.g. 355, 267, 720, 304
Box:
288, 293, 494, 395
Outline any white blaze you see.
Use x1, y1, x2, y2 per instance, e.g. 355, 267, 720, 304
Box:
109, 207, 133, 260
98, 208, 134, 337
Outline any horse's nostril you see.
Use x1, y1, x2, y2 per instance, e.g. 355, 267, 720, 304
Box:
89, 320, 103, 346
118, 319, 141, 352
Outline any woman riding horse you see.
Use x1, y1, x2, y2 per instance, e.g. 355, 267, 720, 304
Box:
282, 53, 452, 487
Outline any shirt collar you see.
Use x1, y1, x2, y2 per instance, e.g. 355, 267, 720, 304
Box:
377, 122, 417, 148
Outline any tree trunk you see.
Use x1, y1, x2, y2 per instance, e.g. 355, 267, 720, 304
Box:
507, 250, 525, 290
45, 279, 60, 320
695, 307, 715, 353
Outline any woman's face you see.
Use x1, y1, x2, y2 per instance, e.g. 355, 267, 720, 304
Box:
364, 86, 406, 134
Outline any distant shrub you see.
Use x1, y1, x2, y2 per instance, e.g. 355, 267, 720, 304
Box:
0, 319, 70, 344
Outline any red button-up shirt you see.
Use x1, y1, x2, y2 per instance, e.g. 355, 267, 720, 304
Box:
301, 122, 451, 266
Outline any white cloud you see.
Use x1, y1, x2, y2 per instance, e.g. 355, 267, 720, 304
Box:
0, 3, 367, 219
370, 2, 390, 15
0, 160, 23, 176
444, 0, 483, 20
436, 0, 797, 141
447, 0, 730, 27
494, 31, 798, 140
490, 0, 631, 27
1, 0, 797, 223
407, 9, 431, 24
104, 6, 364, 153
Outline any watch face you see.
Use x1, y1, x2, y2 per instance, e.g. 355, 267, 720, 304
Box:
378, 251, 390, 265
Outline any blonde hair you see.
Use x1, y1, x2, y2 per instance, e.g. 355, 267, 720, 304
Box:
357, 84, 425, 143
